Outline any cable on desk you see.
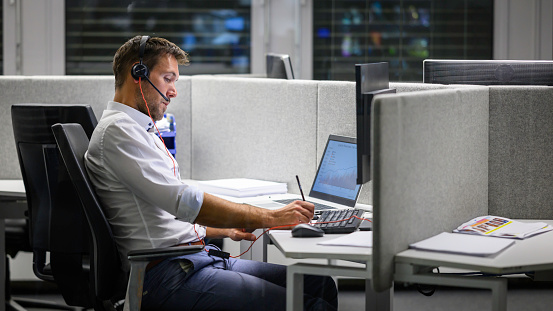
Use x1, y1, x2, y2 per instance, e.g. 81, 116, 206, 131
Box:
229, 214, 372, 258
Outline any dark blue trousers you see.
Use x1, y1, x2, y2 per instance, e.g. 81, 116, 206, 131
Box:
142, 245, 337, 311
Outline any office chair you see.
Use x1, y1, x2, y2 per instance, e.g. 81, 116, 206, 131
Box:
52, 123, 203, 311
11, 104, 99, 310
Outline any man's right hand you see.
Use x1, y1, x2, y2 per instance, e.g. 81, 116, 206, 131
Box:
269, 200, 315, 228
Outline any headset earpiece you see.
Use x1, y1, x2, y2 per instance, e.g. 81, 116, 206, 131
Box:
132, 35, 170, 102
131, 63, 148, 80
131, 35, 150, 80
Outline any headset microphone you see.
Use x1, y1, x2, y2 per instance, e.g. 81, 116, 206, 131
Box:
131, 36, 170, 102
142, 75, 170, 102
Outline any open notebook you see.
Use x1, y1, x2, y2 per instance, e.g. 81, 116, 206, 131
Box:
252, 135, 362, 212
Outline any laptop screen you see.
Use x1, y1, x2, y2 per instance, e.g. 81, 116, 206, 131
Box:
309, 135, 362, 207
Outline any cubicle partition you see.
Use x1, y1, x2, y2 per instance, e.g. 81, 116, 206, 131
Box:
316, 81, 467, 205
371, 87, 490, 292
0, 76, 113, 179
2, 74, 553, 298
0, 76, 194, 179
190, 76, 320, 194
488, 86, 553, 219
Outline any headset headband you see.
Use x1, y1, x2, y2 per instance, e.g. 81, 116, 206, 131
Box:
138, 35, 150, 64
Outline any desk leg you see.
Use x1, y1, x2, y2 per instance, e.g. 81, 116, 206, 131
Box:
365, 279, 393, 311
0, 220, 5, 311
286, 265, 304, 311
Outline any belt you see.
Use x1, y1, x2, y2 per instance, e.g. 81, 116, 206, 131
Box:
146, 240, 204, 271
177, 240, 205, 247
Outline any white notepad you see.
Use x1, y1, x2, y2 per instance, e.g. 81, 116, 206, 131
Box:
198, 178, 287, 197
409, 232, 515, 257
317, 231, 373, 248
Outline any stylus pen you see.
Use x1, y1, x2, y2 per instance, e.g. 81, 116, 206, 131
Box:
296, 175, 306, 201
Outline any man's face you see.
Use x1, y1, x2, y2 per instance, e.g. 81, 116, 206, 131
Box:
136, 54, 179, 121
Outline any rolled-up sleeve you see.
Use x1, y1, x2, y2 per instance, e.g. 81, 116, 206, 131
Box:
176, 184, 204, 221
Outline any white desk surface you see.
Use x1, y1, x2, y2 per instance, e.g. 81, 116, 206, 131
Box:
0, 180, 26, 198
395, 219, 553, 275
269, 230, 372, 262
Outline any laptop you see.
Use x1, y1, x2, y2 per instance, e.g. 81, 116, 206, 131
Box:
251, 135, 363, 213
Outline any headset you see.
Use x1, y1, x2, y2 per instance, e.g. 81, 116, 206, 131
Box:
131, 35, 170, 101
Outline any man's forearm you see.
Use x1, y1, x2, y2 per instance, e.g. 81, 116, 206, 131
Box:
194, 193, 276, 228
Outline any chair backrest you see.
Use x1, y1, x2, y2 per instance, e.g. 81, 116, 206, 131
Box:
11, 103, 98, 306
52, 123, 127, 302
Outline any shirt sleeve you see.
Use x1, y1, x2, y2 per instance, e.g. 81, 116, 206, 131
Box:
99, 117, 204, 222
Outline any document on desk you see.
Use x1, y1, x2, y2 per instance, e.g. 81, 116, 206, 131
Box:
409, 232, 515, 257
454, 215, 553, 239
317, 231, 373, 248
197, 178, 287, 198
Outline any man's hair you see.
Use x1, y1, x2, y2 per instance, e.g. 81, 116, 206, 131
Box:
112, 35, 189, 89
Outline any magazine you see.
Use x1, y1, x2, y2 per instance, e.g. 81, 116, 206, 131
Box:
454, 215, 553, 239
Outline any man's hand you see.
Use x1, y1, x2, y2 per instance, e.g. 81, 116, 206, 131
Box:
268, 200, 315, 228
226, 228, 256, 241
206, 227, 256, 241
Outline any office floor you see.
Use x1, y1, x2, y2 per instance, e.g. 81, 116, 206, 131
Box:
9, 278, 553, 311
339, 278, 553, 311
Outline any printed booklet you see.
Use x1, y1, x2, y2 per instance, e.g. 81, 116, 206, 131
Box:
454, 215, 553, 239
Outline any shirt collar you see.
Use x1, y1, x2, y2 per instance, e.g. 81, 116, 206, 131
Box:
107, 101, 155, 131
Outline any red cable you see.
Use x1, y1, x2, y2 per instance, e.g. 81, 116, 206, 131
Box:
229, 215, 372, 258
138, 77, 177, 177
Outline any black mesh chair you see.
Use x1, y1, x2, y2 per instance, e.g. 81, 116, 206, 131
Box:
11, 104, 98, 310
52, 123, 203, 311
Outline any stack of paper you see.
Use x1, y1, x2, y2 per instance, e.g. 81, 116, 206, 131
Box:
198, 178, 287, 198
454, 215, 553, 239
409, 232, 514, 257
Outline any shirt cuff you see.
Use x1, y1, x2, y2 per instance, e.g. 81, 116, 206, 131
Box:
176, 185, 204, 222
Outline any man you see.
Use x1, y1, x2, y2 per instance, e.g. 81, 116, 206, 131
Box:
85, 35, 337, 311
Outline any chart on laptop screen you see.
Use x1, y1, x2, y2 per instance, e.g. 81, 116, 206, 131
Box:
311, 139, 361, 200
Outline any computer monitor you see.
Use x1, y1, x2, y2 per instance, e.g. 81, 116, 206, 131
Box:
423, 59, 553, 85
355, 63, 396, 185
266, 53, 295, 79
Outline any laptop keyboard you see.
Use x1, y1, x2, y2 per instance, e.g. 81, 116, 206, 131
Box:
313, 208, 365, 234
273, 199, 337, 212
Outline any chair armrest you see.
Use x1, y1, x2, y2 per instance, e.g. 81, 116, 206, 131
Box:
127, 245, 204, 262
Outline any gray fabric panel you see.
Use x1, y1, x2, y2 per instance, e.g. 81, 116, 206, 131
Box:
191, 76, 319, 193
488, 86, 553, 219
371, 87, 489, 292
391, 82, 479, 93
167, 77, 192, 178
0, 76, 114, 179
0, 76, 193, 179
316, 80, 372, 204
390, 82, 450, 92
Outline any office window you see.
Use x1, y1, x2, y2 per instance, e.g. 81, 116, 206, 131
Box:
66, 0, 251, 75
313, 0, 493, 81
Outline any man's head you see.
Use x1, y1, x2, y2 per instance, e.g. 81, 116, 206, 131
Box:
113, 36, 189, 90
112, 36, 189, 121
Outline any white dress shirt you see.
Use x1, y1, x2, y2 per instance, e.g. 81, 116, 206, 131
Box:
85, 101, 205, 270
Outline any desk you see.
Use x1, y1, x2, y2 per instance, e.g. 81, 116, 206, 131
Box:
394, 220, 553, 311
0, 180, 27, 311
269, 230, 391, 311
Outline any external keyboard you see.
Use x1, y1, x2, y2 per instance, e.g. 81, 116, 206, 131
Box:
312, 208, 364, 234
273, 199, 337, 212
